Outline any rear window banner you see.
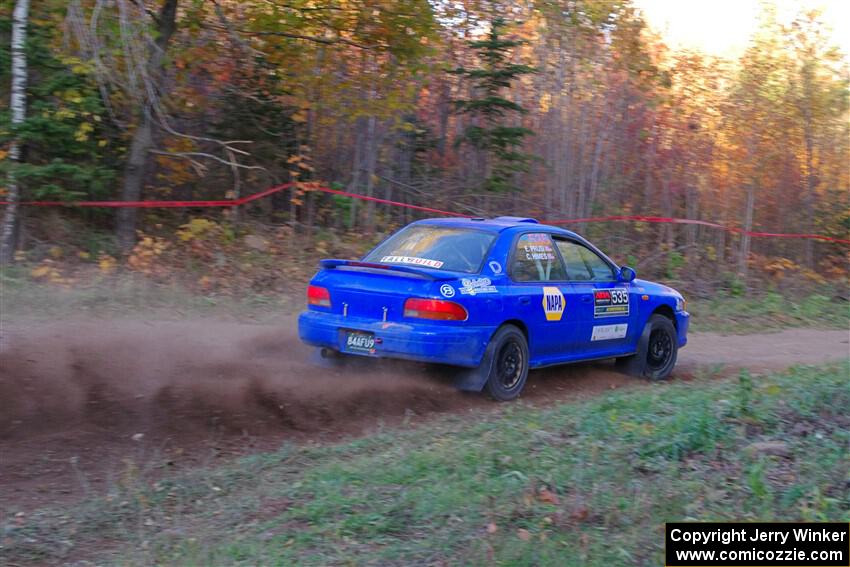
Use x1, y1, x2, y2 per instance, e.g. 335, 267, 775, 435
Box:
380, 256, 444, 269
365, 226, 496, 273
594, 289, 629, 318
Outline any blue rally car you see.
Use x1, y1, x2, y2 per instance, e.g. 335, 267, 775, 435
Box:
298, 217, 689, 400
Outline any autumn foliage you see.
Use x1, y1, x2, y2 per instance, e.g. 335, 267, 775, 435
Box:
1, 1, 848, 290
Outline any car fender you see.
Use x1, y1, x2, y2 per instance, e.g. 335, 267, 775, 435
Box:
633, 280, 680, 326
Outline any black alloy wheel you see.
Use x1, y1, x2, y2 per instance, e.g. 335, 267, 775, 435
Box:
497, 340, 524, 390
615, 313, 678, 380
484, 325, 530, 401
646, 327, 673, 371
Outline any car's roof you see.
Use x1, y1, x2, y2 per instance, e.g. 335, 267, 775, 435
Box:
413, 216, 583, 239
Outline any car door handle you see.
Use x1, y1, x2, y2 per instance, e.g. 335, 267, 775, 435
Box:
581, 295, 592, 303
519, 296, 531, 305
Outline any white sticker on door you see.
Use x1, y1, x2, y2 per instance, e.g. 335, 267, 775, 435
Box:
591, 324, 628, 341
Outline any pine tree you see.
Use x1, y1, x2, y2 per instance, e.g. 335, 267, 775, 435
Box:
451, 17, 536, 193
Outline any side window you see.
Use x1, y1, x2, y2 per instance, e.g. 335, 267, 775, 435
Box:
511, 233, 567, 282
555, 240, 616, 282
556, 240, 592, 280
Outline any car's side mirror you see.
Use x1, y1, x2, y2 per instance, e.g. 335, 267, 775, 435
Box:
619, 266, 637, 282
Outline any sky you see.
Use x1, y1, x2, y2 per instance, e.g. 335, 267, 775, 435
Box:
632, 0, 850, 58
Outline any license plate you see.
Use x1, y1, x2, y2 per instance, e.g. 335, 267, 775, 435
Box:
344, 331, 376, 354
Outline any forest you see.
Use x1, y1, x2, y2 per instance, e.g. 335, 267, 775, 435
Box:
1, 0, 848, 292
2, 4, 849, 564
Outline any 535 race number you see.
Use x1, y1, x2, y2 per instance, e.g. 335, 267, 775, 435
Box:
594, 288, 630, 318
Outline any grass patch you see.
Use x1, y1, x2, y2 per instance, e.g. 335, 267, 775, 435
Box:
0, 267, 301, 322
4, 362, 848, 566
3, 266, 847, 333
687, 290, 849, 333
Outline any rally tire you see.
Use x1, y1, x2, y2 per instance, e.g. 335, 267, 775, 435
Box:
616, 314, 678, 380
483, 325, 530, 401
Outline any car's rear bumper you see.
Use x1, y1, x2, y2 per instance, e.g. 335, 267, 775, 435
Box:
676, 311, 690, 347
298, 310, 493, 367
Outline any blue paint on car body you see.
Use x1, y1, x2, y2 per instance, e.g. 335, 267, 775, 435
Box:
298, 217, 689, 388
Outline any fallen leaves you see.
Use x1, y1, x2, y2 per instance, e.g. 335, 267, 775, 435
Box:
569, 505, 590, 523
536, 486, 559, 505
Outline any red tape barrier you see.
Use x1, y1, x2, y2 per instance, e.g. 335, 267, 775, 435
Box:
2, 182, 848, 245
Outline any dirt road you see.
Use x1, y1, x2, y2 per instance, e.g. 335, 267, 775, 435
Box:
1, 319, 847, 510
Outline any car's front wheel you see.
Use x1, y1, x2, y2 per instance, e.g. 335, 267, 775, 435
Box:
483, 325, 530, 401
617, 314, 678, 380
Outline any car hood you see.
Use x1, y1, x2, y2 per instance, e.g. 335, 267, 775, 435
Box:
632, 278, 682, 298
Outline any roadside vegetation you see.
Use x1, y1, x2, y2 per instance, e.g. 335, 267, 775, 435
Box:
3, 244, 847, 333
4, 362, 848, 565
686, 290, 850, 333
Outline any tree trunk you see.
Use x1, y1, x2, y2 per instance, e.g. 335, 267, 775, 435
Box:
347, 119, 364, 230
114, 0, 179, 252
738, 179, 756, 281
116, 109, 154, 250
363, 115, 377, 232
802, 110, 816, 269
0, 0, 30, 264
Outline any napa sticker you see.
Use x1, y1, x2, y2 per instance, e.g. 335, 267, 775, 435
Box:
542, 287, 565, 321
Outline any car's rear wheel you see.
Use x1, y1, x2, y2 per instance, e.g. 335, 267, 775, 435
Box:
616, 314, 678, 380
483, 325, 529, 401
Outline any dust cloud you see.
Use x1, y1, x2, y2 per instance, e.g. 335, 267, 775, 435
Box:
0, 320, 459, 440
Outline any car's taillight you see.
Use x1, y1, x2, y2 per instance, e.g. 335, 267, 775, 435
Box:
403, 298, 468, 321
307, 285, 331, 308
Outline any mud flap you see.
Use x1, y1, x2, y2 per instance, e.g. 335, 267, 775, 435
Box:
617, 319, 653, 376
631, 319, 654, 375
453, 339, 496, 392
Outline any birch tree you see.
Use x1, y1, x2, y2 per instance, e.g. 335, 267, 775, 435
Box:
0, 0, 29, 263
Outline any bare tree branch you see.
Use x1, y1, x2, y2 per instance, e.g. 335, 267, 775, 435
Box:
130, 0, 161, 26
236, 29, 384, 50
210, 0, 261, 57
149, 150, 267, 172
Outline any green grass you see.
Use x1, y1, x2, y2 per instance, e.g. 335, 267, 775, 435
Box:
5, 362, 848, 566
687, 290, 849, 333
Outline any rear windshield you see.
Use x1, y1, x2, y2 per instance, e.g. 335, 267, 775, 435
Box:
364, 226, 496, 274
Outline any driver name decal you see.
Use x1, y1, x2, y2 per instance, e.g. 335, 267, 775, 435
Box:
542, 287, 565, 321
594, 289, 629, 318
